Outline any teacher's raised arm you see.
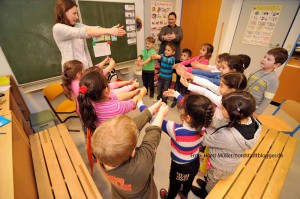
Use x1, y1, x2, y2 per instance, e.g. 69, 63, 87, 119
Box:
53, 0, 126, 70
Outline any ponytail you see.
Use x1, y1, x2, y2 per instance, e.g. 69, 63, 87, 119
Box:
62, 60, 84, 100
78, 71, 108, 132
222, 91, 256, 127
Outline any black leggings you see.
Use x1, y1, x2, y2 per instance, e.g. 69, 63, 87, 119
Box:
167, 156, 200, 199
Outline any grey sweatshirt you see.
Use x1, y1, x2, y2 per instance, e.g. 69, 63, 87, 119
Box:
202, 118, 262, 172
53, 23, 93, 70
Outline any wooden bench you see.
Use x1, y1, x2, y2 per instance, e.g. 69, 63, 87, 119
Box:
207, 125, 298, 199
29, 124, 102, 199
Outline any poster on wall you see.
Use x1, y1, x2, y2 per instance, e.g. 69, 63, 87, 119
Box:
151, 1, 173, 50
242, 5, 282, 47
125, 4, 137, 45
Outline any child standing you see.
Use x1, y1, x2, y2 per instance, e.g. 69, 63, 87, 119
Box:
247, 47, 288, 118
151, 42, 176, 103
192, 91, 262, 198
170, 48, 192, 108
77, 71, 146, 132
136, 36, 156, 98
92, 102, 169, 199
141, 90, 214, 199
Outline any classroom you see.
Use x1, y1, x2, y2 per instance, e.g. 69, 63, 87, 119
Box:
0, 0, 299, 198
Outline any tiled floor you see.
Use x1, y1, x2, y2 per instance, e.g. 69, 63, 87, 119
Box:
67, 94, 300, 199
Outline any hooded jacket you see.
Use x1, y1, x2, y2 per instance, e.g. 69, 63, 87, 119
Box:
202, 117, 261, 171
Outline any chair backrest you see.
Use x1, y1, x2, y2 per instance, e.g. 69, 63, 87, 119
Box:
42, 82, 64, 102
280, 100, 300, 123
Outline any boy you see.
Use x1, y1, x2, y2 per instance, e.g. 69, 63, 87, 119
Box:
151, 42, 176, 104
92, 102, 169, 199
136, 36, 156, 98
247, 47, 288, 118
170, 48, 192, 108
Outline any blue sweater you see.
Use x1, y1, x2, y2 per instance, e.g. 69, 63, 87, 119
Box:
159, 54, 175, 80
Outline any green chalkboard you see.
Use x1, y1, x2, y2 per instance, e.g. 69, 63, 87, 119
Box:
0, 0, 61, 85
79, 1, 137, 64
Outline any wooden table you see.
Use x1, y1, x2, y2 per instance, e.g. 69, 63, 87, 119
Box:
207, 126, 298, 199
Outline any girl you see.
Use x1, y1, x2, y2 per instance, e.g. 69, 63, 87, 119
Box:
139, 91, 214, 199
177, 55, 244, 86
62, 60, 139, 102
174, 43, 214, 67
78, 71, 146, 132
192, 91, 262, 198
180, 72, 247, 128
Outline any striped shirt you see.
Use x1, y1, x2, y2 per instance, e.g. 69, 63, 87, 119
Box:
93, 94, 136, 125
162, 121, 203, 164
159, 54, 175, 80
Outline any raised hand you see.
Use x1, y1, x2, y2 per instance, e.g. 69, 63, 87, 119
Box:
180, 76, 189, 88
163, 89, 175, 97
110, 24, 126, 36
183, 71, 194, 80
148, 99, 162, 115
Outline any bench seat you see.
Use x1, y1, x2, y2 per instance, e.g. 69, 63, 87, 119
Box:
30, 124, 102, 199
207, 125, 298, 199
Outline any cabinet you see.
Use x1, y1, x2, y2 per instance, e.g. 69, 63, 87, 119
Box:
274, 35, 300, 103
181, 0, 222, 57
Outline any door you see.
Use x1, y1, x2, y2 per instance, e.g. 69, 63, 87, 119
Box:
181, 0, 222, 58
230, 0, 299, 77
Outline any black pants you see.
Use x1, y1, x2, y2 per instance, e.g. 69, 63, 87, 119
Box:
157, 77, 171, 103
167, 156, 200, 199
142, 71, 154, 97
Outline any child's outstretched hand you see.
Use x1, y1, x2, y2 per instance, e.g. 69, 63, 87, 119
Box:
131, 79, 139, 88
148, 99, 162, 115
139, 87, 147, 98
163, 89, 175, 97
109, 58, 115, 66
158, 103, 169, 117
180, 77, 189, 88
183, 71, 194, 81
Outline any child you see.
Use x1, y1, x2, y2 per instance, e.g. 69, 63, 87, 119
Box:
247, 47, 288, 118
77, 71, 146, 131
178, 55, 245, 86
170, 48, 192, 108
191, 91, 262, 198
62, 60, 139, 102
136, 36, 156, 98
190, 53, 230, 72
151, 42, 176, 103
181, 72, 247, 128
140, 91, 214, 199
92, 102, 169, 199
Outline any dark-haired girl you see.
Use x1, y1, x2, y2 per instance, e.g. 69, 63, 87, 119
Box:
142, 90, 214, 199
77, 71, 146, 132
194, 91, 262, 198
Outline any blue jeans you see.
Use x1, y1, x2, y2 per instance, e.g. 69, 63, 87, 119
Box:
192, 69, 221, 86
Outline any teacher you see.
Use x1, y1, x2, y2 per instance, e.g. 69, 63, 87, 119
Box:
53, 0, 126, 70
157, 12, 183, 63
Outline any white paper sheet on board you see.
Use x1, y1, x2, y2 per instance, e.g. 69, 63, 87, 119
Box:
93, 42, 111, 57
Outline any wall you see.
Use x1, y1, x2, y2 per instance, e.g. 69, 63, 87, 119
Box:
1, 0, 298, 113
0, 0, 145, 113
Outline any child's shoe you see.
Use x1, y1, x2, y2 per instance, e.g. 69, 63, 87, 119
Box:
150, 93, 154, 99
196, 178, 207, 188
160, 188, 168, 199
170, 101, 177, 108
191, 186, 208, 198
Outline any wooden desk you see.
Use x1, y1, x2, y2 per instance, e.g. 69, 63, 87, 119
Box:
30, 124, 102, 199
207, 126, 298, 199
0, 111, 38, 199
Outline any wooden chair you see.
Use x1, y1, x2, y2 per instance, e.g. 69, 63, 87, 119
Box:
258, 100, 300, 136
42, 82, 79, 132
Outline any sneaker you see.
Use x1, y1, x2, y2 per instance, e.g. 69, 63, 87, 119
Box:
150, 93, 154, 99
196, 178, 207, 188
178, 192, 187, 199
160, 188, 168, 199
153, 99, 159, 103
170, 101, 177, 108
191, 186, 208, 198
